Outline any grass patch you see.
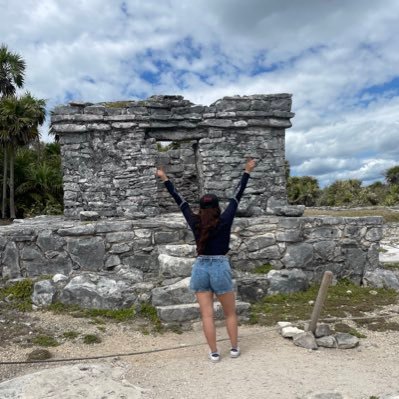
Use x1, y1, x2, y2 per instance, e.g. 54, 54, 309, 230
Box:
304, 207, 399, 223
0, 279, 34, 311
63, 331, 79, 340
383, 262, 399, 270
33, 334, 60, 347
103, 101, 133, 108
356, 318, 399, 332
83, 334, 102, 344
250, 279, 399, 327
48, 303, 136, 321
253, 263, 273, 274
139, 303, 162, 332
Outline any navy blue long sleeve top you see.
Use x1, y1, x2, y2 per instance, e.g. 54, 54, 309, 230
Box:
164, 173, 250, 255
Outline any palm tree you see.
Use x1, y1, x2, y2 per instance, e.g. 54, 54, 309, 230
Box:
0, 93, 46, 218
385, 165, 399, 186
0, 44, 26, 218
0, 44, 25, 97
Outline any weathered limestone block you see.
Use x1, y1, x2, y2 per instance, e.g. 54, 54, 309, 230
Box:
32, 280, 56, 307
245, 234, 275, 251
59, 274, 137, 309
67, 237, 105, 271
268, 269, 308, 295
2, 242, 20, 278
236, 274, 269, 302
282, 243, 313, 268
158, 254, 195, 278
162, 244, 197, 257
152, 277, 196, 306
363, 268, 399, 290
313, 241, 336, 261
37, 230, 66, 252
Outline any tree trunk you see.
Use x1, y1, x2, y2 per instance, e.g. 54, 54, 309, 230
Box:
2, 146, 8, 219
9, 146, 15, 219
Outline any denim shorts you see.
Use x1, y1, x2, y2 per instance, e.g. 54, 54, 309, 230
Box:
189, 255, 234, 295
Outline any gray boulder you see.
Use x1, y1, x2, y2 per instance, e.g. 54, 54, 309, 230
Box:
334, 333, 359, 349
152, 277, 196, 306
158, 254, 195, 278
316, 336, 337, 348
315, 323, 333, 338
59, 274, 136, 309
293, 331, 318, 350
236, 274, 269, 302
31, 280, 56, 307
363, 268, 399, 290
267, 268, 309, 295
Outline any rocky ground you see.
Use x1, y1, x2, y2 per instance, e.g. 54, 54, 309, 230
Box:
1, 302, 399, 398
1, 218, 399, 398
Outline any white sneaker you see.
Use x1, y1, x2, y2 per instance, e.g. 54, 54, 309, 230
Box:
230, 347, 240, 358
208, 351, 220, 363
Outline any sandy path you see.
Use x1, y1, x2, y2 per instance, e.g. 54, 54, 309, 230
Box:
121, 325, 399, 399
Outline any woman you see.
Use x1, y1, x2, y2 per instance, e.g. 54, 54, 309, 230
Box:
156, 158, 256, 362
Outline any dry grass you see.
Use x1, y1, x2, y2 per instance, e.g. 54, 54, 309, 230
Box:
304, 207, 399, 223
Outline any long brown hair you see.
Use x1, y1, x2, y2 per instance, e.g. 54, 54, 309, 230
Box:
195, 207, 221, 255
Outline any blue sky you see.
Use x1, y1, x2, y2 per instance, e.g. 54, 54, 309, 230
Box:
1, 0, 399, 187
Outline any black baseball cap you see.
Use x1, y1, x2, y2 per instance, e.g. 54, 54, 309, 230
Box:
199, 194, 219, 209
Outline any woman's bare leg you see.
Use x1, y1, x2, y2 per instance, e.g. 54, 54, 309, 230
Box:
196, 291, 217, 352
216, 291, 238, 348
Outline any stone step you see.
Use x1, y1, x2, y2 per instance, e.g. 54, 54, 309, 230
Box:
156, 300, 251, 323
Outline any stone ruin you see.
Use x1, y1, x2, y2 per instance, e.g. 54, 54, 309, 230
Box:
0, 94, 387, 324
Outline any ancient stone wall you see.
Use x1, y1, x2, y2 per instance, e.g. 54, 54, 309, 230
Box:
51, 94, 295, 219
1, 214, 382, 284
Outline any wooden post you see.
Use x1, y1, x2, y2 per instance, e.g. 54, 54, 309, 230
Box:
308, 271, 333, 334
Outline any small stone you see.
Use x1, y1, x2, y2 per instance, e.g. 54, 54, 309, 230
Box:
316, 336, 337, 348
281, 326, 304, 338
315, 324, 333, 338
293, 331, 318, 350
335, 333, 359, 349
53, 274, 68, 283
369, 290, 378, 295
277, 321, 292, 331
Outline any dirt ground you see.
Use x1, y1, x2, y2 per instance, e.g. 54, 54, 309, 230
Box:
1, 310, 399, 399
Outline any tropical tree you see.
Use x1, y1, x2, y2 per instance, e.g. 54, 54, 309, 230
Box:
0, 93, 46, 218
0, 44, 25, 97
0, 44, 26, 218
287, 176, 320, 206
385, 165, 399, 186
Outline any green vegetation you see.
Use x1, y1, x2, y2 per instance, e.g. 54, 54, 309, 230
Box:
139, 302, 162, 332
0, 278, 33, 311
83, 334, 102, 344
103, 101, 133, 108
250, 279, 398, 328
0, 44, 48, 219
303, 208, 399, 223
63, 331, 79, 340
383, 262, 399, 270
48, 302, 137, 321
32, 334, 59, 347
286, 161, 399, 208
253, 263, 273, 274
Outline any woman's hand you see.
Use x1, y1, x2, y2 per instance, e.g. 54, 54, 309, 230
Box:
245, 158, 256, 173
156, 167, 168, 182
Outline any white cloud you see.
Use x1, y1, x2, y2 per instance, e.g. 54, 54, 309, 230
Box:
1, 0, 399, 187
